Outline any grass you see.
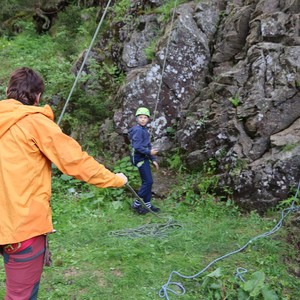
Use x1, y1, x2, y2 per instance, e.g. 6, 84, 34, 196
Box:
1, 173, 299, 299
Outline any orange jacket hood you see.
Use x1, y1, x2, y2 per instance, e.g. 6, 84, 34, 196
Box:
0, 99, 54, 138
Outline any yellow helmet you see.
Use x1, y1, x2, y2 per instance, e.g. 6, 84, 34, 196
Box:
135, 107, 150, 117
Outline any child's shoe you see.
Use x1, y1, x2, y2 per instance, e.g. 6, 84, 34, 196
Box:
131, 204, 149, 215
150, 205, 160, 213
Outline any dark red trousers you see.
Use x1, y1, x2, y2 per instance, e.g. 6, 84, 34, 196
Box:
1, 235, 45, 300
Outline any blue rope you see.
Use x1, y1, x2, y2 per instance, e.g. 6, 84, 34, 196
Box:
235, 267, 248, 282
159, 181, 300, 299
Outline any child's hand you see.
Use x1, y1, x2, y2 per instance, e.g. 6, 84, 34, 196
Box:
150, 148, 158, 155
153, 161, 159, 170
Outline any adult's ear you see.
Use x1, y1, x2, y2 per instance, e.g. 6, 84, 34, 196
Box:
34, 93, 42, 106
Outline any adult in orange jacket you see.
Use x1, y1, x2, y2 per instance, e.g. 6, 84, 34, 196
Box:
0, 67, 128, 299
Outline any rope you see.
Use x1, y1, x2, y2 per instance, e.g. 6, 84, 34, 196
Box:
109, 218, 182, 238
125, 182, 161, 217
111, 2, 180, 238
150, 0, 178, 136
57, 0, 112, 125
159, 181, 300, 299
108, 183, 183, 238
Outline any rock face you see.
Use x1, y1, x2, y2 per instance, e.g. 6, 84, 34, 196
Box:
114, 2, 220, 140
105, 0, 300, 211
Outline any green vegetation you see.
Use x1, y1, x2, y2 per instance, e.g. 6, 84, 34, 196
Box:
144, 39, 158, 61
166, 150, 186, 173
0, 2, 126, 149
282, 143, 298, 152
1, 167, 299, 299
110, 0, 131, 22
229, 95, 241, 107
155, 0, 186, 23
196, 114, 208, 128
0, 22, 74, 101
0, 3, 300, 299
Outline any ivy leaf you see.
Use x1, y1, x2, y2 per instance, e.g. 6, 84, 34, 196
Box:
261, 286, 279, 300
243, 270, 265, 297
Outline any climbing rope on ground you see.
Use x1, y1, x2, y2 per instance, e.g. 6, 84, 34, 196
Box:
108, 182, 183, 238
158, 181, 300, 299
108, 218, 182, 239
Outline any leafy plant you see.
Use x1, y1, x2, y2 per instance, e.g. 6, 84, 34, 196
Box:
276, 184, 300, 209
196, 114, 208, 127
144, 39, 157, 61
238, 270, 279, 300
201, 268, 224, 300
281, 143, 297, 152
111, 0, 131, 22
113, 156, 140, 186
229, 95, 241, 107
203, 157, 218, 175
166, 150, 186, 173
198, 175, 219, 197
165, 126, 176, 136
155, 0, 186, 23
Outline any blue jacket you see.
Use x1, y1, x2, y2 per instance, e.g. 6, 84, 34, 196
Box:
128, 124, 156, 163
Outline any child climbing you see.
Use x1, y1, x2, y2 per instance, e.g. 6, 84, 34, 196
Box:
128, 107, 160, 214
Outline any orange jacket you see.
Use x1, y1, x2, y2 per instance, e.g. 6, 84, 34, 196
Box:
0, 99, 126, 244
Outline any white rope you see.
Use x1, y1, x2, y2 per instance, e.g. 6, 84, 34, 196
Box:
57, 0, 112, 125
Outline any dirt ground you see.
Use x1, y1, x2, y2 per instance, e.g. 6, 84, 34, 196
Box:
152, 168, 178, 200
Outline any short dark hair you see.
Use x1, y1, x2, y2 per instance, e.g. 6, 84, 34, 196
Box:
6, 67, 45, 105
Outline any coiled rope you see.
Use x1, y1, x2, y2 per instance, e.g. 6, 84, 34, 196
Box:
108, 218, 182, 238
158, 181, 300, 299
108, 183, 183, 238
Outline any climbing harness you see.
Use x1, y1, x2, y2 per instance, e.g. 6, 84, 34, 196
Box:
158, 181, 300, 299
57, 0, 113, 125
